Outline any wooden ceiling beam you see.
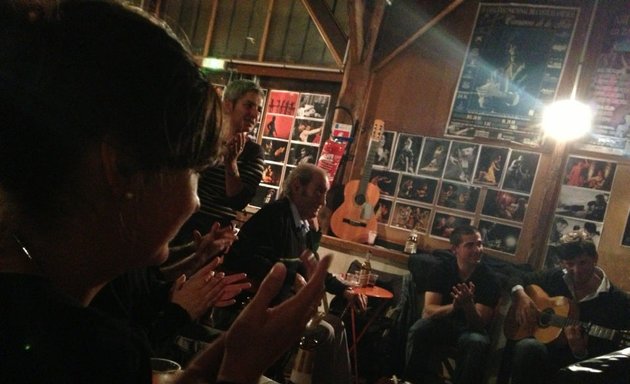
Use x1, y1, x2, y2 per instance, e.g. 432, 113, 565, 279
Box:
300, 0, 348, 67
374, 0, 465, 72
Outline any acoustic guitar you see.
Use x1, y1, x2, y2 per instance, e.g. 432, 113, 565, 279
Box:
504, 284, 630, 348
329, 120, 384, 243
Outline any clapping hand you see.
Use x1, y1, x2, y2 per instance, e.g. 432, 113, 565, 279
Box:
192, 222, 236, 264
451, 282, 475, 310
170, 257, 250, 320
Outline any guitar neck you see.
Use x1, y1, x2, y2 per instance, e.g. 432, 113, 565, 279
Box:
357, 140, 378, 195
546, 314, 621, 343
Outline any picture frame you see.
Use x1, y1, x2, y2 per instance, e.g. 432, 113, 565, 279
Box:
396, 175, 438, 205
481, 189, 529, 223
261, 138, 289, 163
375, 198, 394, 225
262, 114, 293, 140
391, 202, 432, 233
502, 150, 540, 194
368, 169, 399, 196
436, 181, 480, 213
392, 134, 423, 173
445, 3, 579, 145
417, 138, 450, 177
563, 156, 617, 192
443, 141, 479, 184
473, 145, 509, 187
373, 130, 397, 169
555, 186, 609, 222
430, 211, 473, 239
478, 219, 521, 256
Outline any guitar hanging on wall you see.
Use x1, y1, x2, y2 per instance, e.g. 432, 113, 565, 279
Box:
330, 119, 384, 243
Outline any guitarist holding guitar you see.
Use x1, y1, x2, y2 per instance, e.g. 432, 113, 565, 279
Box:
502, 231, 630, 384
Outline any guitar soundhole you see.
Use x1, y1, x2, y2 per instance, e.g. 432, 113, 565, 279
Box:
539, 309, 553, 328
354, 194, 366, 205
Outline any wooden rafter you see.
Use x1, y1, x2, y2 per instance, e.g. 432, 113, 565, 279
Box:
373, 0, 465, 72
301, 0, 348, 67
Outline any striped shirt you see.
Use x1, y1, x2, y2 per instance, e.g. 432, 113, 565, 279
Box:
197, 140, 264, 224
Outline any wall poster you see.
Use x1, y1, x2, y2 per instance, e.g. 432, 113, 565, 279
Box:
445, 4, 579, 146
576, 8, 630, 155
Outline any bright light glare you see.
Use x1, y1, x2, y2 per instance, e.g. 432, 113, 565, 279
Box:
201, 57, 226, 70
542, 100, 592, 142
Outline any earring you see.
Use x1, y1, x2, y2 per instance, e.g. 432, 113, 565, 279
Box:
124, 192, 134, 200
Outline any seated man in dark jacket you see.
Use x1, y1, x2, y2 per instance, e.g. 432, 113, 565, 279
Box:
503, 230, 630, 384
223, 163, 362, 383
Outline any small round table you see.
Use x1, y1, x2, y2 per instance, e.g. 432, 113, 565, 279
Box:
346, 285, 394, 384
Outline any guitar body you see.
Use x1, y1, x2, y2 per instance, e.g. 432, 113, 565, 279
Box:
330, 119, 385, 243
504, 284, 576, 344
330, 179, 380, 243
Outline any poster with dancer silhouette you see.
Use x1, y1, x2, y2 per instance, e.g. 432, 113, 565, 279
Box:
267, 90, 299, 116
576, 5, 630, 155
445, 4, 578, 146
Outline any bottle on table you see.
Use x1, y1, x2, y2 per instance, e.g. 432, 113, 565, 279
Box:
358, 250, 372, 287
404, 230, 418, 254
289, 312, 326, 384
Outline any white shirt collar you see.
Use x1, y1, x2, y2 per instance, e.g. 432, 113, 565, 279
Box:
288, 198, 309, 231
562, 266, 610, 302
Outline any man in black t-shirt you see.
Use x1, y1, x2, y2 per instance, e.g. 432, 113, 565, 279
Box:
405, 225, 500, 384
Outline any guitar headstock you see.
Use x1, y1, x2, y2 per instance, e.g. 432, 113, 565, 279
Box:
371, 119, 384, 142
617, 330, 630, 348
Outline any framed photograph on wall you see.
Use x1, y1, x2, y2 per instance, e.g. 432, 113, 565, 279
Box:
563, 156, 617, 192
368, 169, 399, 196
417, 138, 450, 177
292, 119, 324, 144
260, 163, 283, 186
288, 144, 318, 166
391, 202, 432, 233
392, 134, 423, 173
576, 5, 630, 155
444, 4, 579, 146
373, 130, 397, 168
430, 211, 473, 239
473, 146, 509, 187
478, 220, 521, 256
443, 142, 479, 184
556, 187, 609, 222
262, 114, 293, 140
436, 181, 480, 213
502, 150, 540, 194
396, 175, 438, 204
267, 90, 299, 116
481, 189, 529, 223
261, 139, 289, 163
375, 198, 394, 225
